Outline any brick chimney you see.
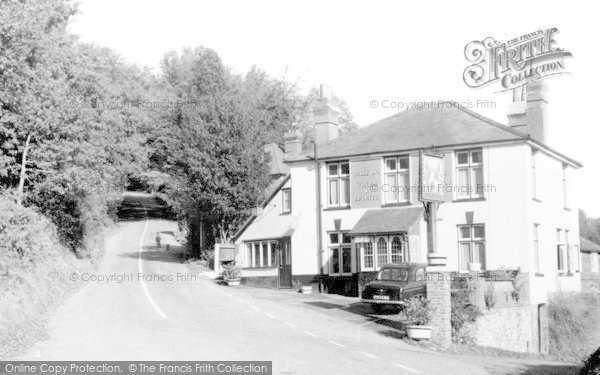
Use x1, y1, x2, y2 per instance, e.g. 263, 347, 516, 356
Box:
284, 130, 302, 157
313, 84, 340, 146
507, 79, 547, 143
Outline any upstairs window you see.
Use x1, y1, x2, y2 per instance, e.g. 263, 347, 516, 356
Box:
384, 156, 410, 204
534, 224, 541, 274
327, 161, 350, 208
531, 150, 538, 199
282, 188, 291, 213
456, 149, 483, 200
562, 164, 568, 209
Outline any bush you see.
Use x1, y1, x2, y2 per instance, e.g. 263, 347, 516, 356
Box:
451, 280, 482, 344
581, 347, 600, 375
548, 292, 600, 363
0, 196, 88, 357
222, 263, 241, 281
404, 298, 433, 326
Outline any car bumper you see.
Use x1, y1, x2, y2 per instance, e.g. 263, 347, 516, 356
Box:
361, 299, 405, 305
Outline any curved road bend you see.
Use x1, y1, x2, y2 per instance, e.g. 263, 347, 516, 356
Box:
18, 220, 575, 375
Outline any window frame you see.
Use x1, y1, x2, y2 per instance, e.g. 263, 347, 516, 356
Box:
245, 240, 279, 268
282, 188, 292, 214
562, 164, 568, 209
556, 229, 566, 272
383, 156, 411, 205
326, 161, 350, 208
328, 231, 352, 276
531, 150, 538, 200
455, 149, 484, 200
457, 224, 486, 272
533, 223, 541, 274
359, 235, 408, 272
360, 241, 374, 271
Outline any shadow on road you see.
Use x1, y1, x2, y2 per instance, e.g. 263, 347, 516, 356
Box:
303, 300, 409, 338
118, 245, 188, 264
117, 192, 176, 221
484, 363, 580, 375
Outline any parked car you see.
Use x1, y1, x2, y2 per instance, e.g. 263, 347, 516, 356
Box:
361, 263, 427, 313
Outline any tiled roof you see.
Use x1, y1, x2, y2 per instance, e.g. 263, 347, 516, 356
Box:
351, 206, 424, 235
290, 102, 527, 161
581, 237, 600, 253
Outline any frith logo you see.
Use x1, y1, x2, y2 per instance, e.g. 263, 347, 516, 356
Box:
463, 28, 572, 91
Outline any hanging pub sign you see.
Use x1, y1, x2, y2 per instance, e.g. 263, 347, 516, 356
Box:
419, 153, 445, 203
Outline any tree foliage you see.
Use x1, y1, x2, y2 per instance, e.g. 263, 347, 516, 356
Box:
1, 1, 359, 254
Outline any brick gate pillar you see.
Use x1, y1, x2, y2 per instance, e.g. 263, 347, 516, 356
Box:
426, 269, 452, 347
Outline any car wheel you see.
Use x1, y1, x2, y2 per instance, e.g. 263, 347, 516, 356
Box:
391, 305, 403, 314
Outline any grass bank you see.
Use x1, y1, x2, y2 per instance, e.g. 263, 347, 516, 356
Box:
0, 198, 108, 358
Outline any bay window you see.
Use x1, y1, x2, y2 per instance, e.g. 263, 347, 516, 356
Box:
359, 235, 408, 271
327, 161, 350, 208
246, 240, 279, 268
456, 149, 484, 200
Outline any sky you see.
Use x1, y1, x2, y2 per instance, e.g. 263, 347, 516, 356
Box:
69, 0, 600, 216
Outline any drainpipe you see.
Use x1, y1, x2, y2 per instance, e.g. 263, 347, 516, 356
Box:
314, 143, 324, 293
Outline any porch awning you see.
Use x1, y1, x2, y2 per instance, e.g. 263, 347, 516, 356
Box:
351, 206, 424, 235
239, 213, 297, 241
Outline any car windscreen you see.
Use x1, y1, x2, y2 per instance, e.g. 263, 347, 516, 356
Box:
376, 268, 409, 282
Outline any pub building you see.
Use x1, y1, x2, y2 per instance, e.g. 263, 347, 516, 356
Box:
233, 83, 582, 304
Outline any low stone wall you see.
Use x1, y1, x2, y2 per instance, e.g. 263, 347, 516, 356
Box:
474, 304, 547, 354
451, 271, 548, 354
241, 276, 278, 288
582, 273, 600, 292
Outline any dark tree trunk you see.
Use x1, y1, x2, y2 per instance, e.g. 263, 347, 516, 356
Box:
17, 134, 32, 206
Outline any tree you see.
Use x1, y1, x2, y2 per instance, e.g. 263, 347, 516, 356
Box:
0, 0, 76, 203
291, 86, 359, 145
580, 209, 600, 245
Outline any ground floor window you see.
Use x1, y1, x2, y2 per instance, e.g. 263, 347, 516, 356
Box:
592, 252, 600, 273
557, 229, 567, 272
245, 240, 279, 268
458, 224, 486, 272
328, 231, 352, 275
357, 234, 408, 271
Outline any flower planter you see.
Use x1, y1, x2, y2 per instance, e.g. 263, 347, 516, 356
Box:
468, 262, 481, 272
226, 279, 241, 286
300, 285, 312, 294
405, 325, 432, 340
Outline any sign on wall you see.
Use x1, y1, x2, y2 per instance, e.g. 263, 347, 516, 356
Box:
350, 159, 381, 208
419, 153, 445, 203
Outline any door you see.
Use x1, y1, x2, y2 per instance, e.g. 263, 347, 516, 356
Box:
279, 238, 292, 288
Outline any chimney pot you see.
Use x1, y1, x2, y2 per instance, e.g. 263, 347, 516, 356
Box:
314, 84, 340, 146
507, 79, 547, 143
284, 130, 302, 157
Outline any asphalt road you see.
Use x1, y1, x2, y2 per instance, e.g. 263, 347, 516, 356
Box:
18, 220, 577, 375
